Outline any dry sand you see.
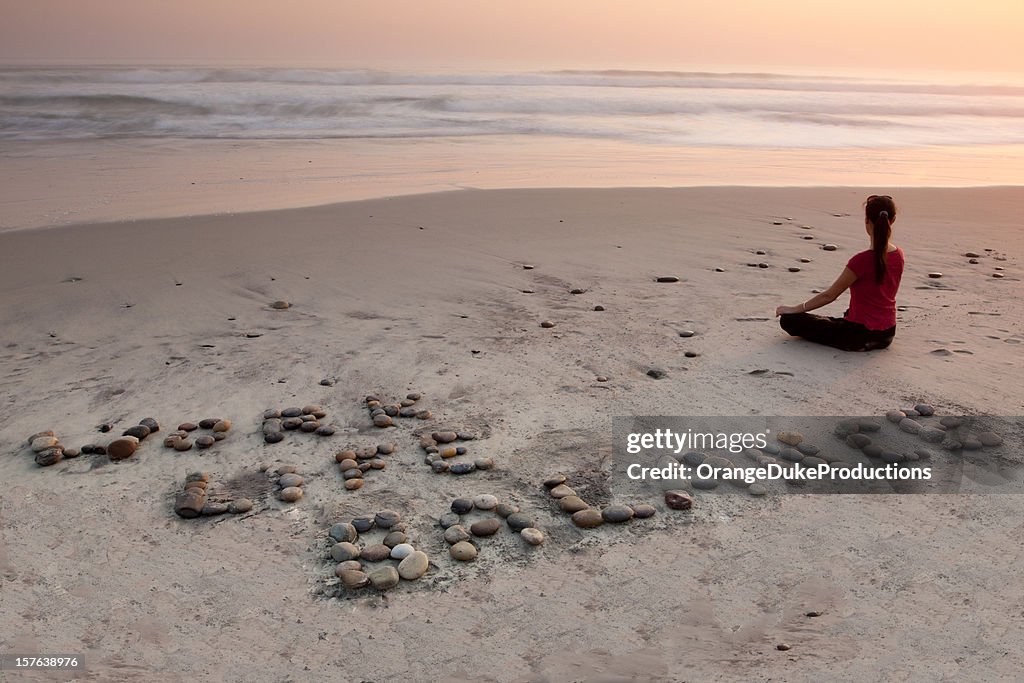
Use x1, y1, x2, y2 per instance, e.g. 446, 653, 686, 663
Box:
1, 186, 1022, 682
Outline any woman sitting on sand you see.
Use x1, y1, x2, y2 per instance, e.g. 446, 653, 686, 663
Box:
775, 194, 903, 352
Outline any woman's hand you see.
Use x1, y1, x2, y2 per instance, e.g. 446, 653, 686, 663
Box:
775, 305, 801, 317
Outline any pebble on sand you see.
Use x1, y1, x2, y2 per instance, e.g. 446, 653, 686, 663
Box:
375, 510, 401, 528
656, 276, 681, 283
899, 418, 922, 435
822, 244, 838, 251
331, 542, 361, 562
646, 367, 668, 379
373, 414, 393, 428
495, 503, 520, 518
270, 300, 291, 309
845, 433, 872, 449
444, 525, 471, 545
748, 483, 768, 496
30, 435, 59, 452
520, 528, 545, 546
195, 435, 215, 449
602, 505, 634, 523
549, 484, 576, 499
543, 475, 567, 489
398, 551, 429, 580
201, 502, 228, 516
174, 489, 206, 518
384, 531, 408, 548
540, 320, 556, 328
278, 486, 303, 503
228, 499, 253, 514
368, 566, 400, 590
558, 496, 589, 513
361, 544, 392, 562
664, 490, 694, 510
470, 518, 502, 537
885, 410, 906, 424
35, 448, 63, 467
278, 473, 304, 488
632, 503, 657, 518
978, 432, 1003, 447
473, 494, 499, 510
571, 509, 604, 528
927, 272, 943, 279
122, 425, 151, 440
338, 570, 370, 589
330, 523, 358, 543
777, 431, 803, 446
107, 437, 139, 460
449, 541, 478, 561
506, 513, 535, 532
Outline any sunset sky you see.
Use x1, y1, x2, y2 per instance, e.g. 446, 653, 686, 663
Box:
1, 0, 1022, 75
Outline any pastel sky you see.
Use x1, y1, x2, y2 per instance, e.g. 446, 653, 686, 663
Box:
1, 0, 1021, 74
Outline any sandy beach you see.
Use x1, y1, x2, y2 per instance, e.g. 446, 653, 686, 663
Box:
1, 186, 1022, 681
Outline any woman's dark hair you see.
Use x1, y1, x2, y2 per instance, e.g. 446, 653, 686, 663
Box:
865, 194, 897, 283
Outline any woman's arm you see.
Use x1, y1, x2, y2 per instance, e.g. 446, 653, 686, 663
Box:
775, 267, 857, 316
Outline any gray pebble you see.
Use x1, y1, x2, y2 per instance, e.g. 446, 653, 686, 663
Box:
506, 513, 534, 531
329, 523, 358, 543
899, 418, 922, 435
438, 512, 461, 529
602, 505, 634, 523
352, 517, 374, 533
796, 442, 820, 456
278, 473, 304, 488
375, 510, 401, 528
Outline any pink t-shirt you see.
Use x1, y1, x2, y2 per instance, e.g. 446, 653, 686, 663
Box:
845, 247, 904, 330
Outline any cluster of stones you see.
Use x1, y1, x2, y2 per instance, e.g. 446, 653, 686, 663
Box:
334, 444, 392, 491
328, 510, 429, 590
365, 392, 430, 428
94, 417, 162, 462
673, 449, 770, 495
544, 475, 657, 528
271, 465, 306, 503
25, 429, 82, 467
174, 471, 253, 518
835, 417, 928, 463
440, 494, 544, 562
419, 430, 494, 475
884, 404, 1004, 453
163, 418, 232, 452
261, 405, 334, 444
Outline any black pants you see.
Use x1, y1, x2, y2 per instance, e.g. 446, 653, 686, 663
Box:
779, 313, 895, 352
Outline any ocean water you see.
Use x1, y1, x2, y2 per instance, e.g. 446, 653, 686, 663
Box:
3, 65, 1024, 229
3, 65, 1024, 149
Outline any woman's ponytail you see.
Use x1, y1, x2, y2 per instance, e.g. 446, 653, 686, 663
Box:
872, 209, 891, 283
865, 194, 896, 284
